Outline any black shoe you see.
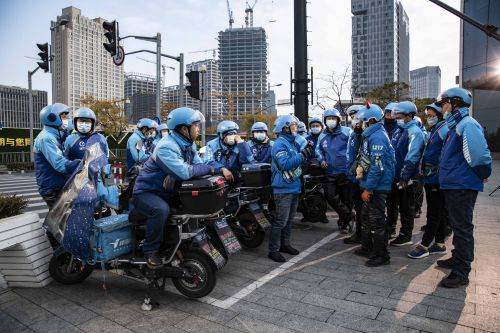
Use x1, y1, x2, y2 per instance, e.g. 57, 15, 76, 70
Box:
268, 251, 287, 262
445, 227, 453, 238
420, 224, 427, 231
145, 252, 163, 269
279, 245, 300, 255
344, 235, 361, 244
390, 235, 413, 247
320, 216, 329, 224
354, 247, 372, 257
437, 257, 455, 269
365, 256, 390, 267
439, 272, 469, 288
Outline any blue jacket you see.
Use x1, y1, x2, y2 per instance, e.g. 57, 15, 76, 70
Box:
422, 121, 448, 185
384, 119, 397, 139
204, 138, 254, 174
34, 126, 80, 196
305, 133, 321, 158
391, 119, 425, 181
271, 134, 304, 194
248, 139, 274, 164
359, 123, 395, 192
346, 130, 363, 183
64, 132, 108, 160
315, 126, 352, 176
133, 132, 214, 200
126, 129, 150, 170
439, 107, 492, 192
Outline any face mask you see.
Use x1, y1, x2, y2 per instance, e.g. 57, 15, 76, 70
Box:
396, 119, 405, 127
254, 132, 266, 142
161, 130, 169, 137
310, 127, 321, 135
351, 118, 361, 128
426, 116, 438, 127
61, 119, 69, 130
225, 134, 236, 146
77, 123, 92, 134
326, 119, 337, 129
444, 112, 451, 120
146, 132, 155, 139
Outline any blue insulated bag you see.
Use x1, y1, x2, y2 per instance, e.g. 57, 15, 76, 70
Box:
91, 214, 133, 262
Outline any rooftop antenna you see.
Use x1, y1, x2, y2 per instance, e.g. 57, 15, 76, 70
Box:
245, 0, 258, 27
226, 0, 234, 28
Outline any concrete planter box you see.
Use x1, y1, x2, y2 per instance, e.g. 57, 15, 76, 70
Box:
0, 212, 53, 288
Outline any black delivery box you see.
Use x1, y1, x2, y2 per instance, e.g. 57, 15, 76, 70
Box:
179, 175, 229, 214
241, 163, 272, 187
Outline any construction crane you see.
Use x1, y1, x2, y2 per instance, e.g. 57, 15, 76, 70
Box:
136, 57, 175, 88
245, 0, 258, 27
188, 49, 217, 59
226, 0, 234, 29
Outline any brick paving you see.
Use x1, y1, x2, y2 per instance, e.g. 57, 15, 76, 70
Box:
1, 161, 499, 332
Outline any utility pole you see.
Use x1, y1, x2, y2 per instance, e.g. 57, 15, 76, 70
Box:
179, 53, 184, 107
156, 33, 161, 118
28, 67, 40, 163
293, 0, 309, 123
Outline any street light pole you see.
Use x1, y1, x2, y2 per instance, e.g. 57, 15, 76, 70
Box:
28, 66, 40, 163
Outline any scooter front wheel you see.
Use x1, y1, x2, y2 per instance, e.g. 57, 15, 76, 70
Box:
172, 251, 216, 299
236, 212, 266, 248
49, 252, 94, 285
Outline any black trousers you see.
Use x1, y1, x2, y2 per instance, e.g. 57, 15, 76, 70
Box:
414, 181, 424, 214
348, 182, 363, 237
42, 190, 62, 249
324, 176, 352, 227
421, 184, 447, 247
385, 181, 416, 237
360, 192, 389, 258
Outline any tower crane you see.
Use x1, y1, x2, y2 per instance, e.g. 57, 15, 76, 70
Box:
245, 0, 258, 27
226, 0, 234, 29
136, 57, 175, 88
188, 49, 217, 59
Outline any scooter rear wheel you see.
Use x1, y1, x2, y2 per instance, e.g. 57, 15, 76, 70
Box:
172, 251, 216, 299
49, 252, 94, 285
236, 212, 266, 248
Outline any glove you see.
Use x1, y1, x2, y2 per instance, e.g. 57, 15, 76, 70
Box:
361, 190, 372, 202
301, 145, 313, 160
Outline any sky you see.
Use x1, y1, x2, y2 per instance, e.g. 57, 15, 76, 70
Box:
0, 0, 461, 113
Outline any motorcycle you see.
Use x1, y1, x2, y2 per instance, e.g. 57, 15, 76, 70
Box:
298, 159, 328, 223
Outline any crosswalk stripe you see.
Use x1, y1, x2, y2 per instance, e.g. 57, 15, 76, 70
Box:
0, 179, 37, 184
0, 187, 39, 194
27, 202, 47, 208
0, 184, 39, 190
0, 191, 39, 197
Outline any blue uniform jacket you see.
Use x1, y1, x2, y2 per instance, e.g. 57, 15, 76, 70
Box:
271, 134, 304, 194
64, 132, 109, 160
248, 139, 274, 163
126, 130, 150, 170
439, 107, 492, 192
422, 121, 448, 185
315, 126, 352, 176
359, 123, 395, 192
391, 119, 425, 181
204, 138, 254, 174
34, 126, 80, 196
305, 133, 321, 158
384, 119, 397, 139
346, 130, 363, 183
133, 133, 214, 200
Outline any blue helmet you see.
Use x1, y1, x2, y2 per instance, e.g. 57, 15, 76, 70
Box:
346, 105, 361, 116
323, 108, 341, 123
358, 103, 384, 123
217, 120, 239, 137
166, 107, 204, 130
298, 121, 307, 134
308, 117, 323, 127
425, 103, 442, 115
251, 121, 268, 132
273, 114, 298, 134
137, 118, 158, 130
39, 103, 70, 127
74, 107, 96, 124
384, 102, 398, 113
435, 87, 472, 107
393, 101, 418, 116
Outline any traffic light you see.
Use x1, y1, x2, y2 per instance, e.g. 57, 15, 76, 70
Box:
36, 43, 49, 72
185, 71, 200, 100
102, 20, 118, 56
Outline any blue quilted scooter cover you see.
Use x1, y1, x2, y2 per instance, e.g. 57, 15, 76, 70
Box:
91, 214, 133, 262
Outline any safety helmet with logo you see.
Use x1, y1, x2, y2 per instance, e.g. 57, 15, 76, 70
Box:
217, 120, 239, 138
435, 87, 472, 108
39, 103, 70, 127
273, 114, 298, 134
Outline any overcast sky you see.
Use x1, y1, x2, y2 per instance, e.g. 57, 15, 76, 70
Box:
0, 0, 460, 112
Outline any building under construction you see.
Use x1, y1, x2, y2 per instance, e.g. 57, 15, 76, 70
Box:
218, 1, 268, 121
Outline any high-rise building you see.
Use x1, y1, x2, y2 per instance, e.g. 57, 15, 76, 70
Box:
124, 73, 158, 122
0, 85, 47, 129
351, 0, 410, 97
51, 6, 124, 111
460, 0, 500, 152
163, 85, 199, 112
218, 26, 268, 121
410, 66, 441, 99
186, 59, 223, 124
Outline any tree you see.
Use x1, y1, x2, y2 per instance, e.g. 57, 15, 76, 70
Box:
367, 82, 410, 107
240, 113, 277, 137
80, 95, 129, 137
160, 101, 177, 122
316, 65, 352, 123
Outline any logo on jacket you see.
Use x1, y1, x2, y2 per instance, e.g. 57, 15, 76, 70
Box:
322, 141, 328, 148
109, 238, 131, 250
79, 141, 86, 147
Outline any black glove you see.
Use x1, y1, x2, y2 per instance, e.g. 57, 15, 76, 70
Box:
301, 145, 313, 160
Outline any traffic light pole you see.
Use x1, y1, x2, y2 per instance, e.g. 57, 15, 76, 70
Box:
28, 66, 40, 163
179, 53, 184, 107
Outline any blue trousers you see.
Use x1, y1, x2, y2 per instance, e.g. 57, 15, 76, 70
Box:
269, 193, 299, 253
132, 192, 170, 253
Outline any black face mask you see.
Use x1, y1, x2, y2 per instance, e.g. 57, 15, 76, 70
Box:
385, 118, 395, 123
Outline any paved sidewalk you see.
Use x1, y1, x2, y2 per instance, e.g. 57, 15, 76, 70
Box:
1, 162, 499, 333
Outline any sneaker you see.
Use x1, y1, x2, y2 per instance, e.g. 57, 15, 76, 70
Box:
268, 251, 286, 263
439, 272, 469, 288
344, 234, 361, 244
365, 256, 390, 267
436, 257, 455, 269
354, 247, 372, 258
390, 235, 413, 247
407, 244, 429, 259
279, 245, 299, 255
145, 252, 163, 269
428, 243, 447, 255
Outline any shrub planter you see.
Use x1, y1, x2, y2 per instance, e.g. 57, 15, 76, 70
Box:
0, 212, 53, 288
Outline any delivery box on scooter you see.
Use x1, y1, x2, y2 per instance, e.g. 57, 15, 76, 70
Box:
241, 163, 272, 187
90, 214, 133, 262
179, 175, 229, 215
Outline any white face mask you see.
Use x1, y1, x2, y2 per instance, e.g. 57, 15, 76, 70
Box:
351, 118, 361, 128
254, 132, 266, 142
77, 123, 92, 134
61, 119, 69, 130
426, 116, 438, 127
326, 119, 337, 129
161, 130, 169, 137
225, 134, 236, 146
146, 132, 156, 139
310, 127, 321, 135
396, 119, 406, 127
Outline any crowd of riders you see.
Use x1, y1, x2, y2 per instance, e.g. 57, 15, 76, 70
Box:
34, 86, 492, 289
